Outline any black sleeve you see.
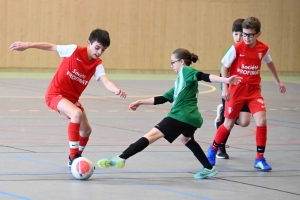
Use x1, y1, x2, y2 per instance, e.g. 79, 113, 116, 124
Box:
154, 96, 169, 105
196, 71, 211, 82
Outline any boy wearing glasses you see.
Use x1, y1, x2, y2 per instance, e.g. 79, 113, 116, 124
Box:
214, 18, 252, 160
207, 17, 286, 170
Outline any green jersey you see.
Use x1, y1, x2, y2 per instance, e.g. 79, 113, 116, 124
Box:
163, 66, 203, 128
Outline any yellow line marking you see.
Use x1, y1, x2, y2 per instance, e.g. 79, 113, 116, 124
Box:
108, 110, 118, 112
198, 82, 216, 94
294, 108, 299, 110
29, 110, 40, 112
282, 108, 289, 110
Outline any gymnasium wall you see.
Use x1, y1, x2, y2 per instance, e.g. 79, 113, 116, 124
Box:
1, 0, 299, 74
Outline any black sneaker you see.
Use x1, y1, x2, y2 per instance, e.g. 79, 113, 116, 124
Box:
67, 153, 82, 170
216, 146, 229, 159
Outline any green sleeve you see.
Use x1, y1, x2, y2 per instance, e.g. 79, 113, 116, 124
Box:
163, 87, 174, 103
182, 66, 200, 83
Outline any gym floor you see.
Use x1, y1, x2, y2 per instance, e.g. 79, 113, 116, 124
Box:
0, 73, 299, 200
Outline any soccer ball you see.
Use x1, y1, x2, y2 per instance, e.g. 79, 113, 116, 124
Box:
71, 157, 94, 180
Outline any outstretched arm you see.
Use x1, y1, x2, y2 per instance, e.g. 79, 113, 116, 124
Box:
197, 71, 242, 85
10, 42, 57, 51
99, 75, 127, 98
129, 95, 170, 111
266, 61, 286, 93
129, 98, 155, 111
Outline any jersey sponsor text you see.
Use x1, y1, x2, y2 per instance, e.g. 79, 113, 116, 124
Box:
66, 70, 88, 85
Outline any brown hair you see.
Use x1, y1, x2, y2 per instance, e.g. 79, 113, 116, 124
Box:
242, 17, 261, 33
89, 28, 110, 47
172, 48, 198, 66
232, 18, 245, 32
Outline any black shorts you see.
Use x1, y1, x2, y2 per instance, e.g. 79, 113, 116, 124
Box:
154, 117, 197, 143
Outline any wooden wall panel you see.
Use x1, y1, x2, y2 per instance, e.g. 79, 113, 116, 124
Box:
0, 0, 299, 74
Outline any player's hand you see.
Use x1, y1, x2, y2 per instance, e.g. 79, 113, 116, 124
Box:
228, 75, 242, 85
278, 82, 286, 93
115, 89, 127, 98
222, 89, 231, 101
9, 41, 28, 51
128, 101, 140, 111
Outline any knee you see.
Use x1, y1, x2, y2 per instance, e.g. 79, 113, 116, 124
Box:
179, 135, 190, 144
239, 119, 251, 127
70, 109, 83, 123
144, 128, 164, 144
237, 113, 252, 127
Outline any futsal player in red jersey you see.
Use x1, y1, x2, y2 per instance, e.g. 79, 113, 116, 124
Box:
10, 29, 127, 168
206, 17, 286, 170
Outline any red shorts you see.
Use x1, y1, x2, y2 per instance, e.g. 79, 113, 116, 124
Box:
45, 95, 84, 114
225, 84, 266, 119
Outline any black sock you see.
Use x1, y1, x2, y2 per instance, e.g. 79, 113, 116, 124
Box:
119, 137, 150, 159
220, 132, 231, 147
257, 146, 265, 154
185, 139, 212, 169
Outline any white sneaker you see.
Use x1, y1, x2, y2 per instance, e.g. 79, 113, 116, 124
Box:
214, 104, 223, 129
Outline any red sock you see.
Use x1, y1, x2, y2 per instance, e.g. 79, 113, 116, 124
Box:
212, 124, 230, 151
68, 122, 80, 160
79, 136, 89, 155
256, 126, 267, 159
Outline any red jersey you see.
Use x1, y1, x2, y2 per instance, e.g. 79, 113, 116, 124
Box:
45, 45, 105, 103
221, 40, 272, 85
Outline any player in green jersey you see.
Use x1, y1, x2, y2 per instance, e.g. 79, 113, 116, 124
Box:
97, 48, 241, 179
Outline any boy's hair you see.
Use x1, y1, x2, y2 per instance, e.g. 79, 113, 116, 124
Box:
89, 29, 110, 47
173, 48, 198, 66
232, 18, 245, 32
242, 17, 261, 33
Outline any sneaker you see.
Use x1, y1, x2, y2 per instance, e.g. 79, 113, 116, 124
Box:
214, 104, 223, 129
194, 166, 218, 179
207, 145, 217, 166
254, 157, 272, 171
67, 153, 82, 170
97, 156, 125, 169
216, 146, 229, 159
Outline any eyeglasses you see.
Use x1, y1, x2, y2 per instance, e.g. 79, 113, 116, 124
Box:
242, 32, 257, 38
171, 59, 181, 66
